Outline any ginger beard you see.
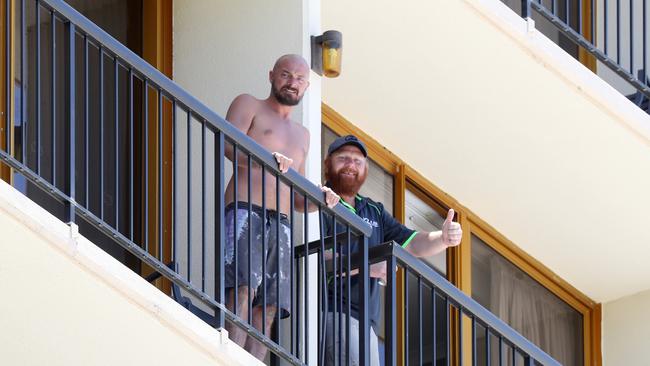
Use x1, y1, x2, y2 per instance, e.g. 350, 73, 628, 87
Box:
325, 158, 368, 197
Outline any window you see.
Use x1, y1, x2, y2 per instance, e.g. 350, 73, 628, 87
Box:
471, 234, 584, 366
405, 185, 447, 275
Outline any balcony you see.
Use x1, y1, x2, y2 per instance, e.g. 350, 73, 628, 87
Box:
0, 0, 565, 365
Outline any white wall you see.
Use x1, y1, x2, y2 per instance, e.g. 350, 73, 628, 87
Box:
0, 180, 262, 366
322, 0, 650, 303
602, 288, 650, 366
173, 0, 306, 122
173, 2, 322, 363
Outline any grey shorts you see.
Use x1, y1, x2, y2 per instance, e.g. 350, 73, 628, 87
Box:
224, 202, 292, 318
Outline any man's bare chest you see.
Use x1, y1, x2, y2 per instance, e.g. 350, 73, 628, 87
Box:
248, 118, 306, 160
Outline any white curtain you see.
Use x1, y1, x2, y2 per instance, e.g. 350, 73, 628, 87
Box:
489, 255, 582, 366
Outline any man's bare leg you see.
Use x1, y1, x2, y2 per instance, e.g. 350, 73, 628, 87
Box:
225, 286, 255, 348
245, 305, 278, 360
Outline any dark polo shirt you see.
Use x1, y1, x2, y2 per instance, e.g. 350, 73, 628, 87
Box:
325, 194, 417, 331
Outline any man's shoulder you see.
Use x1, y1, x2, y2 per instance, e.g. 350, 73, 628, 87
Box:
231, 93, 263, 108
226, 94, 263, 122
356, 195, 385, 215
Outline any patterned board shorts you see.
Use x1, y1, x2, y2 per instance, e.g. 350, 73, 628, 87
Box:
224, 202, 292, 318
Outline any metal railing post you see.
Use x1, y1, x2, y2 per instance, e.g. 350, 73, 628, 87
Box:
65, 21, 75, 224
385, 251, 398, 366
213, 130, 225, 329
358, 235, 370, 366
522, 0, 531, 19
4, 0, 11, 161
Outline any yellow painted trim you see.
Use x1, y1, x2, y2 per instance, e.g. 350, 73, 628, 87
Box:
579, 0, 597, 72
322, 103, 401, 174
142, 0, 173, 293
0, 0, 13, 183
393, 164, 405, 365
591, 304, 602, 366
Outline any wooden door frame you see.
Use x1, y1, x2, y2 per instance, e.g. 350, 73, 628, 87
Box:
141, 0, 173, 291
578, 0, 597, 72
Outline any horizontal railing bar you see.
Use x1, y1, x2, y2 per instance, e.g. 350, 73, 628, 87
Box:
40, 0, 371, 236
375, 241, 561, 366
0, 149, 304, 366
1, 153, 68, 205
295, 232, 361, 258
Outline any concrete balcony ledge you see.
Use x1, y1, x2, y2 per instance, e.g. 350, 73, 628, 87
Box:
463, 0, 650, 144
0, 179, 262, 366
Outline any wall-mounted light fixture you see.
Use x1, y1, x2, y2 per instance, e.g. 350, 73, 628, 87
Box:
311, 30, 342, 78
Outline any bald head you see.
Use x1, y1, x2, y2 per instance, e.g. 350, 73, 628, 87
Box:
273, 54, 309, 73
269, 54, 310, 106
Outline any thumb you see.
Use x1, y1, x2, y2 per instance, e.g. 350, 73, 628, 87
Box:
445, 209, 455, 223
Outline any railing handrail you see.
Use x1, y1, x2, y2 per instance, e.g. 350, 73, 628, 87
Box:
373, 241, 562, 366
39, 0, 371, 238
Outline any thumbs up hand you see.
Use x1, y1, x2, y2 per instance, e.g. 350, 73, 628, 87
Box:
441, 209, 462, 247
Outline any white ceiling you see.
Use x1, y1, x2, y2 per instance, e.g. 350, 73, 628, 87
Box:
322, 0, 650, 304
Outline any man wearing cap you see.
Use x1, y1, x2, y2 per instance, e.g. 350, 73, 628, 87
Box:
323, 135, 463, 366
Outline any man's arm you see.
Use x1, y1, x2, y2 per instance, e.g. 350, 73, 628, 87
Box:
292, 129, 339, 211
404, 209, 462, 258
322, 250, 387, 279
224, 94, 257, 165
294, 183, 339, 212
370, 207, 461, 283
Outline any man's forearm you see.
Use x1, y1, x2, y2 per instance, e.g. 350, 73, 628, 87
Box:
294, 192, 335, 213
224, 145, 253, 168
293, 193, 316, 213
406, 231, 449, 258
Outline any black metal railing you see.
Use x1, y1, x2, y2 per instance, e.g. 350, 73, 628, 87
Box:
0, 1, 561, 365
0, 0, 376, 364
506, 0, 650, 112
373, 241, 561, 366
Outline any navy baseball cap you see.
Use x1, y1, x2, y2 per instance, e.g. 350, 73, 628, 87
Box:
327, 134, 368, 157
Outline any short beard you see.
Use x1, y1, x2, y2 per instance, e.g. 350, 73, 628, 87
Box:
326, 163, 367, 197
272, 83, 302, 106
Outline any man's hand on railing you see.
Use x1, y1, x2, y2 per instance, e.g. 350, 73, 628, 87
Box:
272, 151, 294, 173
318, 183, 340, 208
293, 183, 340, 212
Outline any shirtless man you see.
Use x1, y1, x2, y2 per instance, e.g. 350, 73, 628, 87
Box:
223, 54, 338, 360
